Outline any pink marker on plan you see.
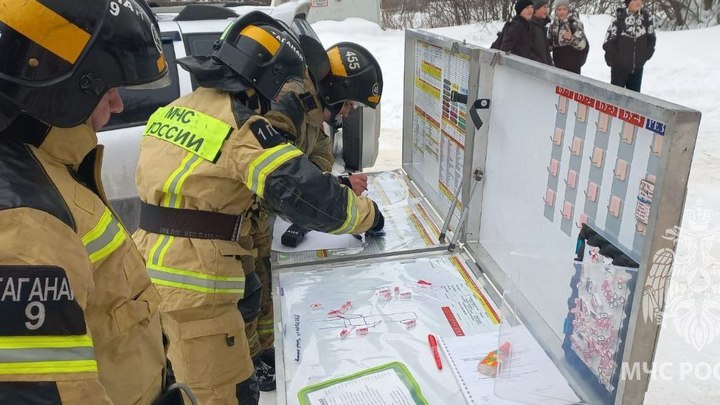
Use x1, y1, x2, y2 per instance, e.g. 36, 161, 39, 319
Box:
402, 319, 416, 329
417, 279, 432, 287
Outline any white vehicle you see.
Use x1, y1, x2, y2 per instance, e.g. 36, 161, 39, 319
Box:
99, 1, 380, 229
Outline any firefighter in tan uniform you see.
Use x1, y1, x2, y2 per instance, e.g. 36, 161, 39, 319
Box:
0, 0, 175, 403
249, 41, 384, 391
133, 12, 385, 405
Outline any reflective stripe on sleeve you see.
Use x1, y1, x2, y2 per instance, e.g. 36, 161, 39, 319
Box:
258, 319, 274, 336
246, 330, 260, 349
0, 335, 97, 375
147, 264, 245, 295
81, 209, 126, 264
329, 188, 360, 235
246, 144, 303, 198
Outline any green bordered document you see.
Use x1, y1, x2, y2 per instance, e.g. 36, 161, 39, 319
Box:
298, 362, 429, 405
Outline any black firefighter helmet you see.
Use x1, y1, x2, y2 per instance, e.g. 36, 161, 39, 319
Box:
0, 0, 168, 129
318, 42, 383, 109
177, 11, 306, 100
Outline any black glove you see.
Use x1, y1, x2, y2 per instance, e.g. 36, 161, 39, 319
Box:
366, 203, 385, 237
613, 254, 639, 268
586, 233, 608, 248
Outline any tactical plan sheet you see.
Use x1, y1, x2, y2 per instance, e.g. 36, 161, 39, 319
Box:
278, 255, 500, 404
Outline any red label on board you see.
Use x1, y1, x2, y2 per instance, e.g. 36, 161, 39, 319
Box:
442, 306, 465, 336
619, 109, 645, 127
573, 92, 596, 108
595, 101, 619, 117
555, 86, 575, 98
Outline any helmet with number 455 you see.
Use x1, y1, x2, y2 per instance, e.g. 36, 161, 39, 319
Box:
0, 0, 168, 130
318, 42, 383, 109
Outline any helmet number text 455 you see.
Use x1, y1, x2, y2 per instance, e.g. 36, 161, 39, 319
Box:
345, 51, 360, 70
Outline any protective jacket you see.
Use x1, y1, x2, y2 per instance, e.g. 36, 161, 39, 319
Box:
134, 87, 379, 403
0, 117, 164, 404
289, 75, 334, 172
248, 75, 335, 354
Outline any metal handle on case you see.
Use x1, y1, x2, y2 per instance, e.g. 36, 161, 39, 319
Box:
448, 169, 484, 252
439, 181, 463, 242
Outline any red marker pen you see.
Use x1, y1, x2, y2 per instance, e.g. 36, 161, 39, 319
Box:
428, 334, 443, 370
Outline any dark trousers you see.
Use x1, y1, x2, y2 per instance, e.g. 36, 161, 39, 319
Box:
559, 65, 581, 74
236, 375, 260, 405
611, 68, 644, 92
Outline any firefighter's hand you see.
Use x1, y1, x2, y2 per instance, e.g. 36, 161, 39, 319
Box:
338, 174, 367, 196
348, 174, 368, 196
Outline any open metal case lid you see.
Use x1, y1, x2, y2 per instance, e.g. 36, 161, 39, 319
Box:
401, 30, 483, 239
401, 29, 701, 404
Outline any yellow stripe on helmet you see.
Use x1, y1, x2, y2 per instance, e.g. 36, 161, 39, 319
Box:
240, 25, 280, 55
327, 46, 348, 77
0, 0, 91, 64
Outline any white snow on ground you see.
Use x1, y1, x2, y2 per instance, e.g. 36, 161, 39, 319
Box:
306, 16, 720, 405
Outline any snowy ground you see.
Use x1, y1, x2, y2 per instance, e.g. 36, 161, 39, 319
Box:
260, 16, 720, 404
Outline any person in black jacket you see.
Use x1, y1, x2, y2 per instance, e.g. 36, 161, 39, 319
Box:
499, 0, 534, 58
603, 0, 656, 92
529, 0, 553, 65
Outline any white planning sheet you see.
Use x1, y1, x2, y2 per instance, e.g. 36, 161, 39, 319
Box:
279, 255, 500, 404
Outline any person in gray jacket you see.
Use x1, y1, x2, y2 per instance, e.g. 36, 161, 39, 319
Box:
548, 0, 589, 74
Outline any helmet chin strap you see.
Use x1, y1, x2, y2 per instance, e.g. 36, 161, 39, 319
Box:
259, 95, 271, 115
0, 113, 51, 147
236, 88, 271, 115
326, 102, 343, 123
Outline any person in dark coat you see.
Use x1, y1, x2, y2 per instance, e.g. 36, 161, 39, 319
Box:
603, 0, 656, 92
548, 0, 589, 74
499, 0, 534, 58
529, 0, 553, 65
